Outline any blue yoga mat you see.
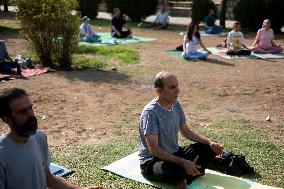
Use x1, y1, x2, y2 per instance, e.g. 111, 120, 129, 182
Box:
50, 163, 74, 177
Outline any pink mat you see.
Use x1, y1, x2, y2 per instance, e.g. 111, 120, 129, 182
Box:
0, 67, 49, 81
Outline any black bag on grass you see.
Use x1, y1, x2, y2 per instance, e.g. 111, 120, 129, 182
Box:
208, 151, 254, 177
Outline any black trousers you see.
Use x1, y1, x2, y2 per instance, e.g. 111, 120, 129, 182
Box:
112, 31, 131, 38
140, 143, 215, 185
227, 49, 251, 56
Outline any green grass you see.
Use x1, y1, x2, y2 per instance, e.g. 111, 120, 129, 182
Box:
74, 45, 139, 66
51, 139, 155, 189
52, 118, 283, 188
72, 54, 108, 69
214, 89, 230, 97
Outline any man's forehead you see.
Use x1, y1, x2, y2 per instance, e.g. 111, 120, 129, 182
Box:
164, 75, 178, 85
9, 95, 32, 111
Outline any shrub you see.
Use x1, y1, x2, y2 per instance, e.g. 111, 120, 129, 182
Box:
15, 0, 80, 69
105, 0, 158, 22
77, 0, 102, 19
192, 0, 217, 23
234, 0, 284, 33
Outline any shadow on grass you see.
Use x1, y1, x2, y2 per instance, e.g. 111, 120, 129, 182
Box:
55, 69, 130, 84
203, 58, 235, 66
0, 26, 20, 35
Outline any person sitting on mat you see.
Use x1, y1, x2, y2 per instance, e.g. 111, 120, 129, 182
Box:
203, 9, 222, 34
151, 4, 170, 29
226, 21, 251, 56
182, 22, 211, 60
251, 19, 283, 54
111, 8, 132, 38
139, 71, 224, 189
80, 16, 101, 43
0, 41, 21, 75
0, 88, 103, 189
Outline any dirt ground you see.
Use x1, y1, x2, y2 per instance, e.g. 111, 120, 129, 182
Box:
1, 18, 284, 150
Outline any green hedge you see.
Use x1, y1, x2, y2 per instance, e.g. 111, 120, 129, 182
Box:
192, 0, 217, 23
105, 0, 158, 22
78, 0, 102, 19
234, 0, 284, 33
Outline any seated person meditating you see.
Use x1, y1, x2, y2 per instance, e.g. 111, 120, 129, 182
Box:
182, 22, 211, 60
111, 8, 132, 38
251, 19, 283, 54
226, 22, 251, 56
139, 71, 224, 189
151, 4, 170, 29
80, 16, 101, 43
0, 41, 21, 75
203, 9, 222, 34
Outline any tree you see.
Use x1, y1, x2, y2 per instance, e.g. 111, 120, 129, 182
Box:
15, 0, 80, 69
219, 0, 228, 28
3, 0, 9, 13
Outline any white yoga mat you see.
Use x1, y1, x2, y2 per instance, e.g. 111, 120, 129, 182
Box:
102, 151, 281, 189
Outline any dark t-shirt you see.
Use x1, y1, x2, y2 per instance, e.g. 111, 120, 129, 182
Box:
204, 15, 216, 27
111, 16, 126, 33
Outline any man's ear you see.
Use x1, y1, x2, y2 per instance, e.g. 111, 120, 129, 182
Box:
155, 87, 162, 94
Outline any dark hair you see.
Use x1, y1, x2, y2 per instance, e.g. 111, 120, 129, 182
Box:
186, 22, 200, 41
0, 88, 28, 117
154, 75, 164, 89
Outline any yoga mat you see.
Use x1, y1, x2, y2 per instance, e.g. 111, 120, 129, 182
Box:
49, 162, 74, 177
252, 53, 284, 59
200, 30, 227, 37
0, 68, 49, 82
102, 151, 281, 189
207, 47, 258, 60
79, 32, 157, 46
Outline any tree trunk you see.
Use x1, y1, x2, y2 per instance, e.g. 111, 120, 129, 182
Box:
220, 0, 228, 28
4, 0, 9, 13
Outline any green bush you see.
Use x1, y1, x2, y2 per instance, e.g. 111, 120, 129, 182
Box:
105, 0, 158, 22
192, 0, 217, 23
15, 0, 80, 69
234, 0, 284, 33
77, 0, 102, 19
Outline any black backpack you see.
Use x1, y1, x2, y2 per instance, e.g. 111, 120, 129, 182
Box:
208, 151, 254, 177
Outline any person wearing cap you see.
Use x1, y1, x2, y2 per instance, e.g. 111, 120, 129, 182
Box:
151, 4, 170, 29
138, 72, 224, 189
0, 88, 103, 189
251, 19, 283, 54
226, 21, 251, 56
80, 16, 101, 43
111, 8, 132, 38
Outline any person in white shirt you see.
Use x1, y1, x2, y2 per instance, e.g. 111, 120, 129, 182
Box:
151, 5, 170, 29
226, 21, 251, 56
80, 16, 101, 43
182, 22, 211, 60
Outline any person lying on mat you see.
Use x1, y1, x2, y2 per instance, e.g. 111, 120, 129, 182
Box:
111, 8, 132, 38
0, 41, 21, 75
251, 19, 283, 54
151, 4, 170, 29
0, 88, 103, 189
138, 72, 224, 189
203, 9, 222, 34
226, 21, 251, 56
182, 22, 211, 60
80, 16, 101, 43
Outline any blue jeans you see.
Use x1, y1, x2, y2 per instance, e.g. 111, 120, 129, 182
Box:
82, 34, 101, 43
0, 62, 18, 73
182, 51, 209, 60
205, 27, 222, 34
